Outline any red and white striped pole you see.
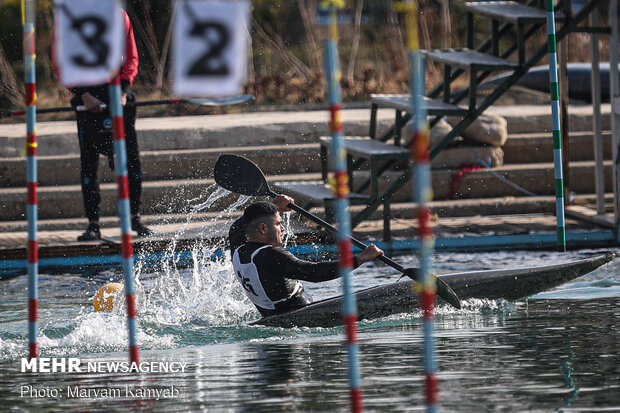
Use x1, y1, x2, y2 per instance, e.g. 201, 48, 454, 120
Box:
23, 0, 39, 360
108, 75, 139, 363
397, 0, 439, 410
320, 1, 363, 411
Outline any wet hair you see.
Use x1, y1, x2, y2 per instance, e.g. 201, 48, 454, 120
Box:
243, 202, 277, 236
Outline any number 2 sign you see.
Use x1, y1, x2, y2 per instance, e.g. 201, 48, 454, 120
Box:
54, 0, 123, 87
173, 0, 250, 97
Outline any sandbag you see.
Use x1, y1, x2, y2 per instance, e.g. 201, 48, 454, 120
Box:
429, 118, 454, 147
447, 114, 508, 146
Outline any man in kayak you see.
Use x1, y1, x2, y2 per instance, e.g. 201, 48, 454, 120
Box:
229, 195, 384, 316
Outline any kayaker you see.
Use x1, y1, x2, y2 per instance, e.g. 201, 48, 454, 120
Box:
229, 194, 384, 316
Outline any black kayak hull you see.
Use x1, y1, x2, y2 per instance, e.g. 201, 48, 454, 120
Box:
249, 253, 615, 328
484, 63, 618, 102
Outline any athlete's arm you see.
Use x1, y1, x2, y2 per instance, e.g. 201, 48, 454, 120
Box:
262, 242, 383, 282
266, 247, 348, 282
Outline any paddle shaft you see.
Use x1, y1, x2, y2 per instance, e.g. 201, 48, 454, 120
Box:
273, 192, 409, 273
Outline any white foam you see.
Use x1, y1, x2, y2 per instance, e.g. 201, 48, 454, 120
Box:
133, 190, 257, 327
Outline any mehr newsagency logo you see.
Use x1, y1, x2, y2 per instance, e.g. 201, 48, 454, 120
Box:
19, 358, 185, 400
21, 357, 188, 373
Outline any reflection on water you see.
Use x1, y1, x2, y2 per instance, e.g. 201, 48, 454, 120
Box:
1, 296, 618, 411
1, 240, 619, 410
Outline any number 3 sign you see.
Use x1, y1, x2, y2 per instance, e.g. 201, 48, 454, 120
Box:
173, 0, 250, 97
54, 0, 123, 87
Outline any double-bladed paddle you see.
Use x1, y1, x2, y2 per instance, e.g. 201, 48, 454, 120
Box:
214, 154, 462, 309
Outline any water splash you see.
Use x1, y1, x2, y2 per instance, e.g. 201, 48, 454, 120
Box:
39, 312, 176, 355
133, 185, 256, 327
19, 186, 260, 357
281, 211, 297, 248
0, 337, 23, 360
138, 249, 255, 326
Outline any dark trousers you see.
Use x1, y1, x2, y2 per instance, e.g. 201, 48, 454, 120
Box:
75, 94, 142, 222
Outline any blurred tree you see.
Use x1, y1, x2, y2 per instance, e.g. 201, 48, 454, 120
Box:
346, 0, 364, 84
0, 0, 23, 108
0, 40, 23, 108
297, 0, 321, 74
126, 0, 173, 91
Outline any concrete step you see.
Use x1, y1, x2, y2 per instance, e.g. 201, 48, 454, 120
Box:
0, 105, 611, 225
1, 130, 610, 187
0, 173, 319, 221
502, 130, 612, 164
483, 103, 612, 134
0, 144, 322, 187
362, 160, 611, 203
0, 109, 398, 157
0, 104, 611, 157
426, 160, 611, 201
0, 160, 609, 221
1, 194, 611, 249
0, 210, 240, 233
0, 140, 505, 187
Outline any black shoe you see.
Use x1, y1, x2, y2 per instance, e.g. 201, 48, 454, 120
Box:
131, 217, 154, 237
77, 223, 101, 241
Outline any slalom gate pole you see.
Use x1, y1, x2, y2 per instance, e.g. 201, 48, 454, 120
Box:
320, 1, 363, 411
544, 0, 567, 252
108, 76, 140, 363
397, 0, 439, 410
23, 0, 39, 360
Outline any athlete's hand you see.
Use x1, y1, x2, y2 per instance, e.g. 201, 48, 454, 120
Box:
273, 194, 295, 213
356, 244, 384, 265
121, 92, 127, 106
82, 92, 104, 113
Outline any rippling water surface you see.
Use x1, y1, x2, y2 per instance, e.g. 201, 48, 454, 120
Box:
1, 191, 618, 411
1, 246, 618, 412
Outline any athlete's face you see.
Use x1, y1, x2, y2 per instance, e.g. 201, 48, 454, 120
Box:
265, 212, 285, 246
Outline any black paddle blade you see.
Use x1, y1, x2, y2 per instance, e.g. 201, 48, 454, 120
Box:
401, 268, 462, 309
214, 154, 275, 197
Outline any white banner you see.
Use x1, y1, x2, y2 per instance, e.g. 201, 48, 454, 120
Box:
173, 0, 250, 97
54, 0, 123, 86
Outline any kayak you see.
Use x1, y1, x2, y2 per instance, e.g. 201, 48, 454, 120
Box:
249, 253, 615, 328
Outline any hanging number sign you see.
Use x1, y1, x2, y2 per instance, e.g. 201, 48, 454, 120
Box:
54, 0, 123, 86
173, 0, 250, 97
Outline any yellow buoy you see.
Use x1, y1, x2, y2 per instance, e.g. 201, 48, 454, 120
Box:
93, 283, 124, 312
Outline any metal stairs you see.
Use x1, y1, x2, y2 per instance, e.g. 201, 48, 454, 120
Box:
278, 0, 608, 241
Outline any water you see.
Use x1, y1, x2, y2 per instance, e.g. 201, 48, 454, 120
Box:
0, 191, 618, 411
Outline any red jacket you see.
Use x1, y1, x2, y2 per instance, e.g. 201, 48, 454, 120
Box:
52, 9, 139, 92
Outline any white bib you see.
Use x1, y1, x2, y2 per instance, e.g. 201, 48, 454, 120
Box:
232, 245, 302, 310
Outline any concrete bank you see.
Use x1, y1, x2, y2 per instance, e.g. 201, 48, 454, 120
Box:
0, 102, 616, 262
0, 103, 612, 156
0, 108, 394, 156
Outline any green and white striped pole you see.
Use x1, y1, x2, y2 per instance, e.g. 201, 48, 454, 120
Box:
545, 0, 566, 252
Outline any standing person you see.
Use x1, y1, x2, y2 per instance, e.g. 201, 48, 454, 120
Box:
229, 195, 384, 316
53, 8, 152, 240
